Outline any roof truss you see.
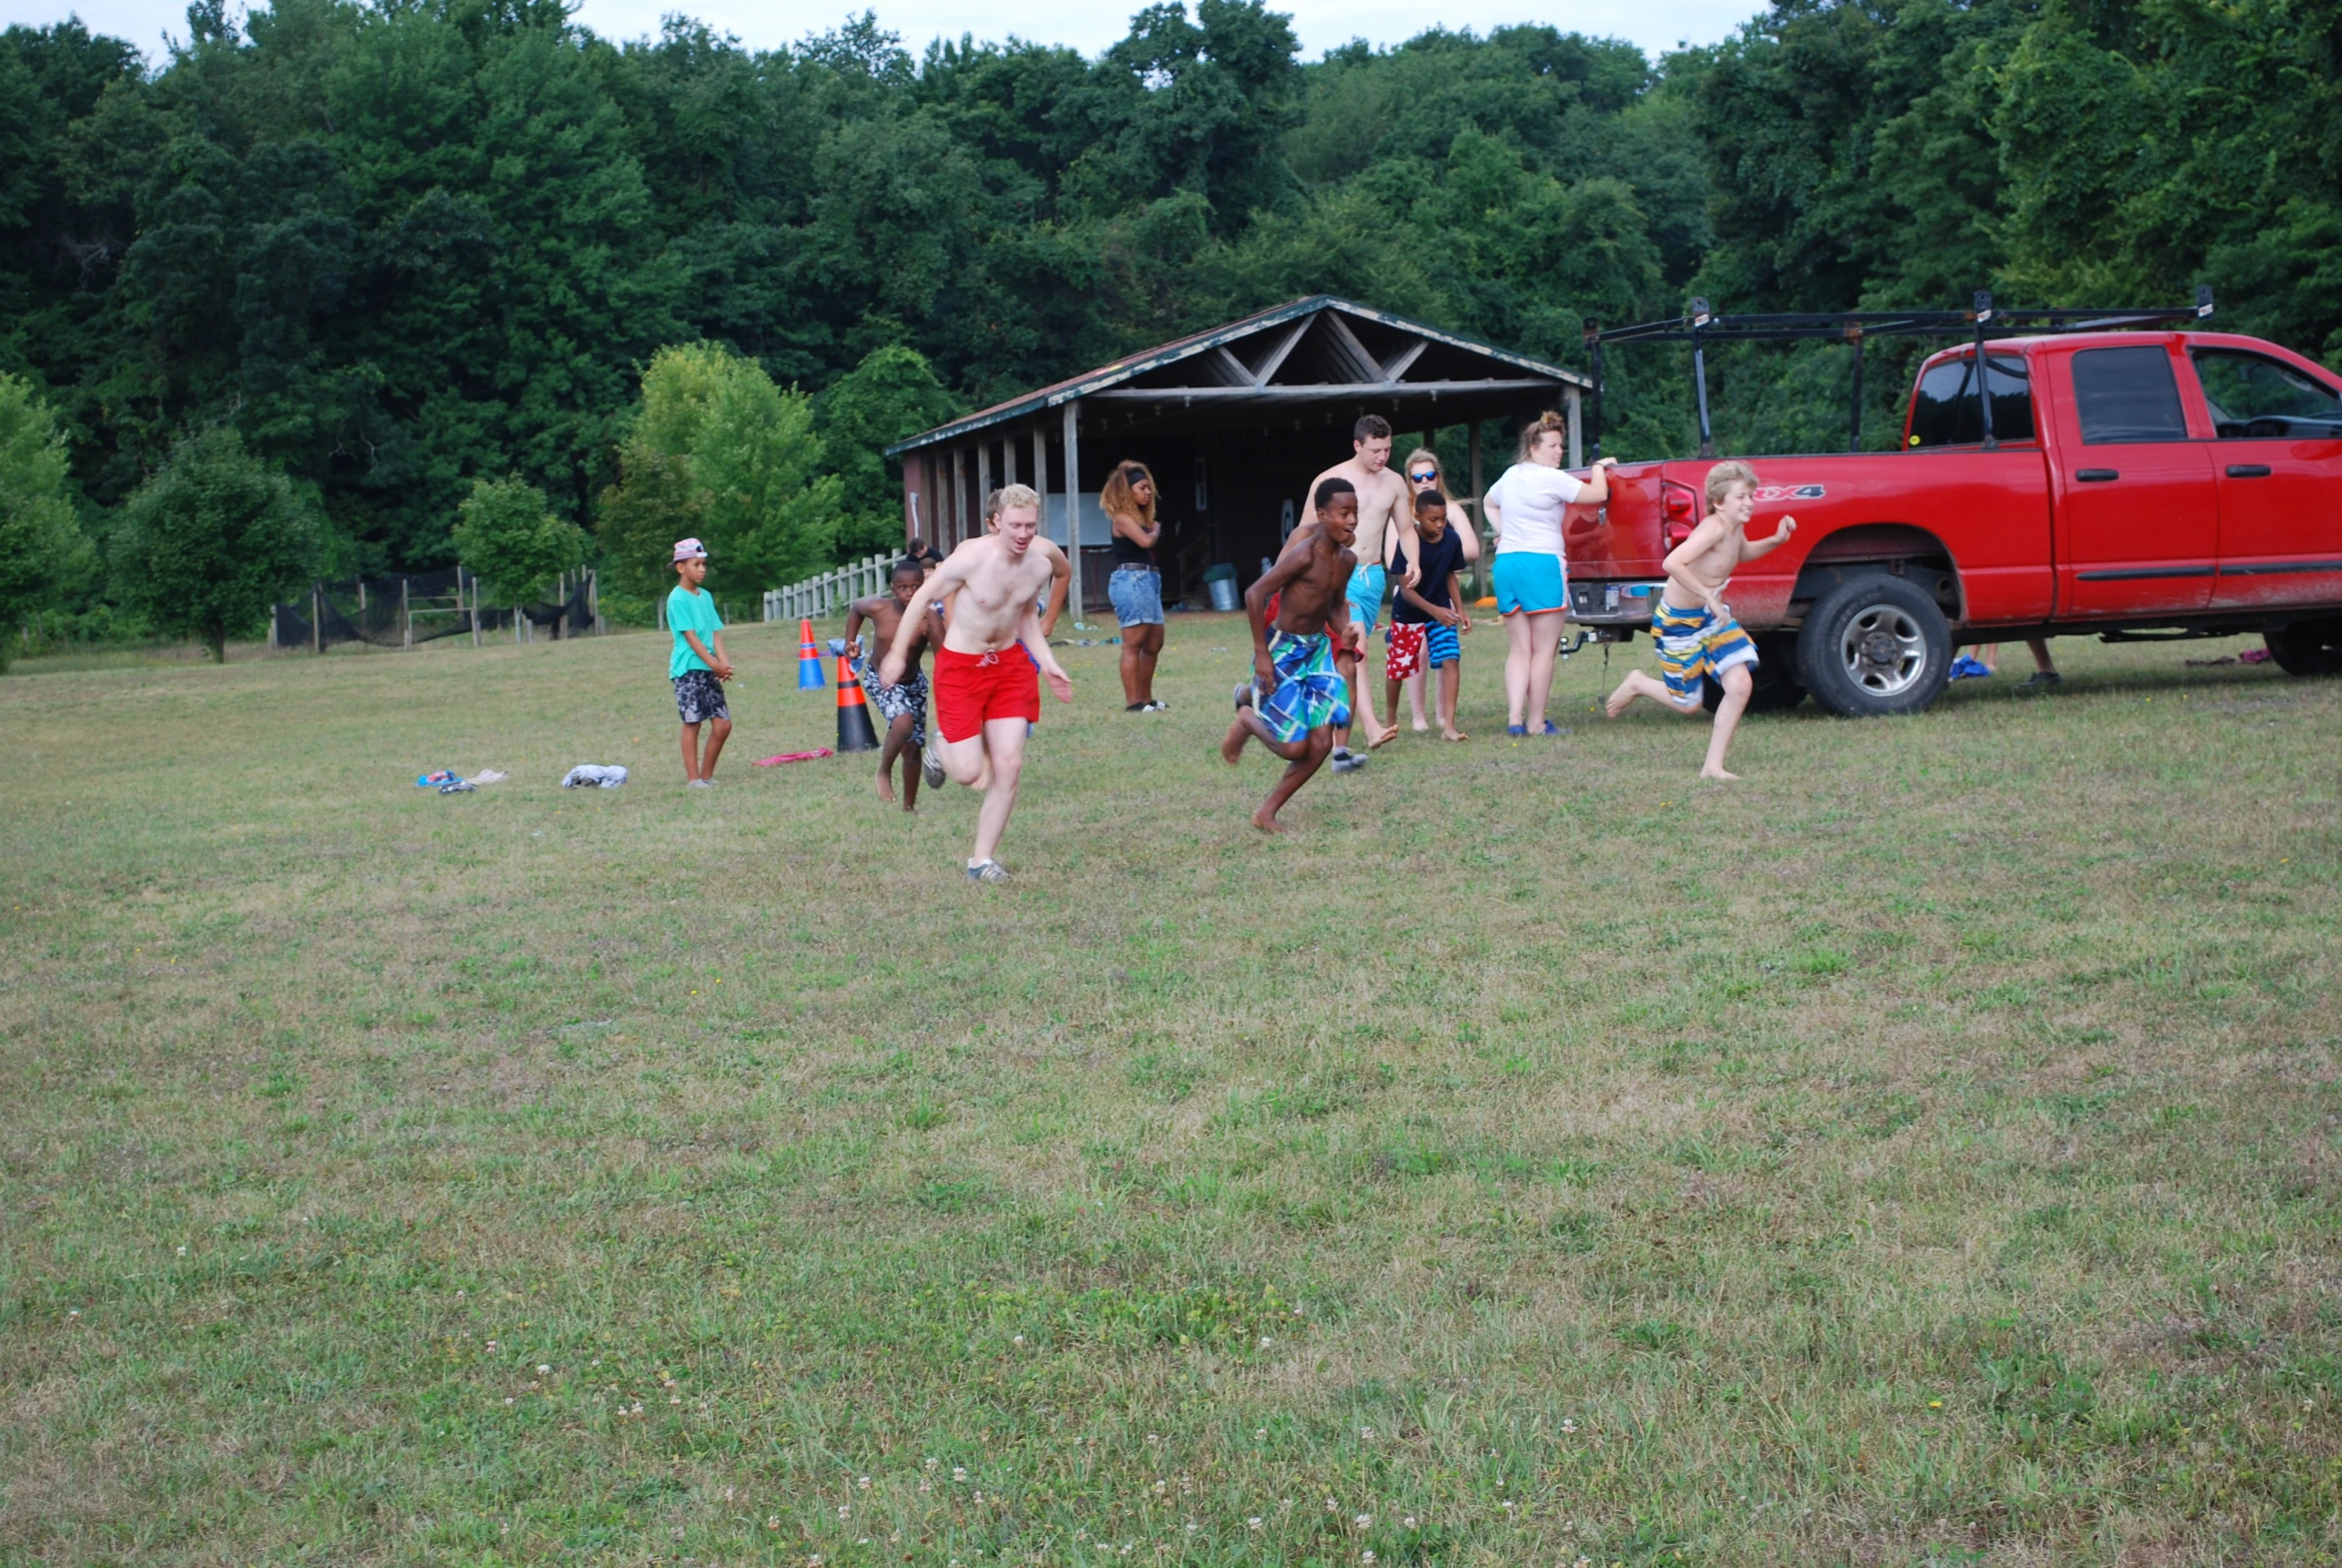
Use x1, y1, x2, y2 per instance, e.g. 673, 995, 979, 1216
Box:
889, 297, 1588, 455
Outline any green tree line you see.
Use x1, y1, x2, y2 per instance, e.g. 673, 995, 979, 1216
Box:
3, 0, 2338, 648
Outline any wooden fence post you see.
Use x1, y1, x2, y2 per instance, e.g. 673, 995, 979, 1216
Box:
401, 576, 411, 651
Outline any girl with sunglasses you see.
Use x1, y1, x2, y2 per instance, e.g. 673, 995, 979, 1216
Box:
1389, 446, 1482, 730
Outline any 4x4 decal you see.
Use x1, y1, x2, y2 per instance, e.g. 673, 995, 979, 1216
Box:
1749, 483, 1827, 501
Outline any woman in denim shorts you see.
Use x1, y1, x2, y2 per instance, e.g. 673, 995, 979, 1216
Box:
1103, 460, 1169, 712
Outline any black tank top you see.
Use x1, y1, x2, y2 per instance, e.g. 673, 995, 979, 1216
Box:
1112, 514, 1156, 568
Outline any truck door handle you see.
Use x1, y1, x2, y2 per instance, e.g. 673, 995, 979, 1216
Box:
2075, 468, 2119, 481
2225, 463, 2271, 478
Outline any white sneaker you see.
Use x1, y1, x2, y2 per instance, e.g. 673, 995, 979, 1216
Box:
687, 778, 714, 789
922, 742, 946, 787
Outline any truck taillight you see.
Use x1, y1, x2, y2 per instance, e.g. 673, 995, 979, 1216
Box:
1662, 482, 1697, 545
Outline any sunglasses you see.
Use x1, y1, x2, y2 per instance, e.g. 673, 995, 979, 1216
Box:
1407, 470, 1438, 482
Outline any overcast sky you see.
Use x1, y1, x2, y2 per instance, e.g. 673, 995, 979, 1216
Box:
2, 0, 1761, 70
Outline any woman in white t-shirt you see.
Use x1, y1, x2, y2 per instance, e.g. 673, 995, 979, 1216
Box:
1484, 410, 1616, 736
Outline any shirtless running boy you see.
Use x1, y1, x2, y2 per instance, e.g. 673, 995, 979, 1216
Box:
882, 483, 1074, 883
1283, 414, 1419, 764
1221, 478, 1361, 832
1603, 459, 1798, 780
845, 559, 940, 812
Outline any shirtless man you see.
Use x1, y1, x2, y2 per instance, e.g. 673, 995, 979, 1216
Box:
1603, 460, 1797, 780
883, 483, 1074, 882
1283, 414, 1418, 766
1221, 478, 1362, 832
844, 559, 940, 812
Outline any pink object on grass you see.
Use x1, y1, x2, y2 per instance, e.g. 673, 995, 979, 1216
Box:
752, 748, 835, 766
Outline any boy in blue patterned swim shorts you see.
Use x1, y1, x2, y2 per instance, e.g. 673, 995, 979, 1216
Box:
1604, 460, 1798, 780
844, 559, 940, 812
1220, 478, 1360, 831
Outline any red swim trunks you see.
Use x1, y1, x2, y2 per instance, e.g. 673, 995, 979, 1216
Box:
1385, 622, 1426, 681
933, 646, 1040, 743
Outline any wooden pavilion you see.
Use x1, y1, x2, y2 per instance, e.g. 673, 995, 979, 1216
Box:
887, 296, 1592, 614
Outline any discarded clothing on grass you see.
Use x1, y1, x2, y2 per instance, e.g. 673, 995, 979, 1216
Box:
2239, 647, 2273, 664
437, 779, 476, 794
560, 764, 628, 789
472, 769, 508, 784
752, 749, 835, 766
416, 769, 460, 786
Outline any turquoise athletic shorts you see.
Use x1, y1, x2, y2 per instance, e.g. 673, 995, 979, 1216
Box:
1345, 563, 1387, 636
1492, 552, 1565, 616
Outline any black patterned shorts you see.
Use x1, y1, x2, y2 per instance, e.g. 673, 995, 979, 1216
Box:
673, 669, 729, 724
859, 657, 928, 748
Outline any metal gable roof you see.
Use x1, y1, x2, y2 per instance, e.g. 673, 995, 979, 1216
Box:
885, 295, 1590, 455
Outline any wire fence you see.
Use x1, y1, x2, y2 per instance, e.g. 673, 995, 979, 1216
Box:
271, 570, 602, 653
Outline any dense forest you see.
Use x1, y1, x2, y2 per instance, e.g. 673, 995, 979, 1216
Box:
3, 0, 2339, 638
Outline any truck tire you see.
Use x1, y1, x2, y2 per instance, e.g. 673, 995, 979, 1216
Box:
1795, 572, 1952, 717
1703, 633, 1808, 714
2265, 618, 2342, 676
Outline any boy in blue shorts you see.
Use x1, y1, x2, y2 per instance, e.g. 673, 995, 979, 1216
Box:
667, 537, 734, 788
1220, 478, 1359, 832
1383, 489, 1472, 741
1603, 460, 1797, 779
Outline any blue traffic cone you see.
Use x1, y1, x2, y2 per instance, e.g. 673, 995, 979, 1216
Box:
796, 618, 824, 689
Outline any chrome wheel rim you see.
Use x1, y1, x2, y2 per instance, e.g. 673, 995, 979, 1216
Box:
1840, 606, 1928, 697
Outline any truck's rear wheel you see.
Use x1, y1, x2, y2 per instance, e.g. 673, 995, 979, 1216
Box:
1703, 633, 1808, 714
2266, 618, 2342, 676
1795, 573, 1952, 716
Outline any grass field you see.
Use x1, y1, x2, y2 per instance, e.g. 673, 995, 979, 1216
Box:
3, 614, 2338, 1567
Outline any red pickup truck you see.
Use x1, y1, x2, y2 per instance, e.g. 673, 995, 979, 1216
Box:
1561, 330, 2342, 714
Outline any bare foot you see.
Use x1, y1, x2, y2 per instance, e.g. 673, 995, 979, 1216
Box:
1700, 766, 1742, 781
1365, 723, 1398, 750
1219, 717, 1250, 765
1604, 685, 1636, 719
1441, 728, 1468, 742
1411, 720, 1430, 732
1251, 808, 1287, 833
876, 769, 896, 803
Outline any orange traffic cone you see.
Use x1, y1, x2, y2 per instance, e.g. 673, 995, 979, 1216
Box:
797, 618, 824, 689
835, 652, 879, 752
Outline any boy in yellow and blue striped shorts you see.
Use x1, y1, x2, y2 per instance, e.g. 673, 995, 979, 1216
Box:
1603, 460, 1799, 780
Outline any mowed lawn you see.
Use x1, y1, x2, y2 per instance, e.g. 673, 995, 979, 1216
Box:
2, 614, 2338, 1568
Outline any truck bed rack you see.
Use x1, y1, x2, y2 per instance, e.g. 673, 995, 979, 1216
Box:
1584, 288, 2215, 458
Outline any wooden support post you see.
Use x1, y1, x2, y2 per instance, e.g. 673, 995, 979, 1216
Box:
401, 576, 411, 651
1468, 422, 1484, 546
1031, 422, 1047, 516
951, 446, 966, 546
1566, 387, 1583, 469
1062, 400, 1083, 623
313, 583, 323, 654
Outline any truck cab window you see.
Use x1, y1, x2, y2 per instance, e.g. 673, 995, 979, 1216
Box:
1907, 355, 2033, 447
2070, 346, 2189, 442
2192, 350, 2342, 438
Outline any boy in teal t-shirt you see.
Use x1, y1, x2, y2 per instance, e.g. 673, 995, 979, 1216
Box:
666, 538, 734, 787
